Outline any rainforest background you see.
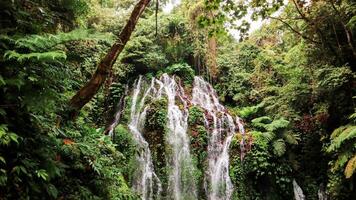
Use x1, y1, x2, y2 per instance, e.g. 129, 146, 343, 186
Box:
0, 0, 355, 199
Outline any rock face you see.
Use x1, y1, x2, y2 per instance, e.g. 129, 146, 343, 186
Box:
122, 74, 245, 200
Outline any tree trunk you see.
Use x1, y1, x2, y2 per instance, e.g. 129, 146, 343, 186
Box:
69, 0, 151, 117
207, 36, 218, 80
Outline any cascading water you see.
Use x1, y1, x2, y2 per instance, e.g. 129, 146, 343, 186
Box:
293, 180, 305, 200
110, 74, 245, 200
158, 75, 197, 199
192, 77, 244, 200
128, 77, 162, 200
128, 74, 197, 199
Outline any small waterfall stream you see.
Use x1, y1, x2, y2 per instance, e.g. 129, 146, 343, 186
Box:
128, 77, 162, 200
110, 74, 245, 199
192, 77, 244, 200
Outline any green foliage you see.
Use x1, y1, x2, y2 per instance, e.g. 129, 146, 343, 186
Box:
0, 124, 20, 146
188, 106, 205, 126
251, 117, 298, 157
4, 50, 67, 62
145, 98, 168, 131
237, 103, 264, 120
0, 2, 133, 199
325, 109, 356, 198
1, 0, 355, 199
165, 63, 195, 85
230, 131, 293, 200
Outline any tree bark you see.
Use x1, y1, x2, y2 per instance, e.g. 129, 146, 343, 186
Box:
69, 0, 151, 116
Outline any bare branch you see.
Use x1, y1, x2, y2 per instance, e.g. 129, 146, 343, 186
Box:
269, 16, 321, 44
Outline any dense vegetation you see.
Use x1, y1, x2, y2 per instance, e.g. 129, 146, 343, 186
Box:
0, 0, 355, 199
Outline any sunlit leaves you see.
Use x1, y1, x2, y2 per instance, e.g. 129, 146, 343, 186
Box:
327, 125, 356, 153
36, 169, 49, 181
250, 116, 298, 157
0, 124, 20, 146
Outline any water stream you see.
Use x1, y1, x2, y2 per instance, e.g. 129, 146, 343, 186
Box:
192, 77, 244, 200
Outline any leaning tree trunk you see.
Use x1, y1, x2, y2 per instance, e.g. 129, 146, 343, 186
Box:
69, 0, 151, 117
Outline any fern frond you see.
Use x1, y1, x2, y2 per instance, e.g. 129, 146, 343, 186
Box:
265, 118, 289, 132
345, 154, 356, 178
262, 131, 275, 142
272, 139, 286, 156
238, 102, 264, 118
283, 131, 299, 145
4, 50, 66, 62
349, 110, 356, 123
14, 29, 114, 51
327, 125, 356, 153
330, 125, 348, 139
332, 151, 353, 172
251, 116, 272, 129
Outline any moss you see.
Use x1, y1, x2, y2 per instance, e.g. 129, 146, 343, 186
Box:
188, 106, 205, 126
145, 97, 168, 132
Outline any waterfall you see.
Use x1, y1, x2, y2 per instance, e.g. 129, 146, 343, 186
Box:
318, 184, 328, 200
158, 75, 197, 199
120, 74, 244, 199
293, 180, 305, 200
128, 76, 162, 200
127, 74, 197, 199
105, 84, 129, 137
192, 76, 243, 200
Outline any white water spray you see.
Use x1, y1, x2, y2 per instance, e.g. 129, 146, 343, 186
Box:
124, 74, 244, 199
128, 77, 162, 200
192, 77, 244, 200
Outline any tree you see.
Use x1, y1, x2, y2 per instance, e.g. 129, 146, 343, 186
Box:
69, 0, 151, 117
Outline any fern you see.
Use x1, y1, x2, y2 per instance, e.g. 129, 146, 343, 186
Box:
238, 102, 264, 119
348, 109, 356, 123
4, 50, 66, 62
251, 116, 297, 156
272, 139, 286, 157
265, 118, 289, 132
333, 151, 353, 172
251, 116, 272, 129
327, 109, 356, 179
261, 131, 274, 142
282, 131, 299, 145
13, 29, 114, 51
345, 155, 356, 178
327, 125, 356, 153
